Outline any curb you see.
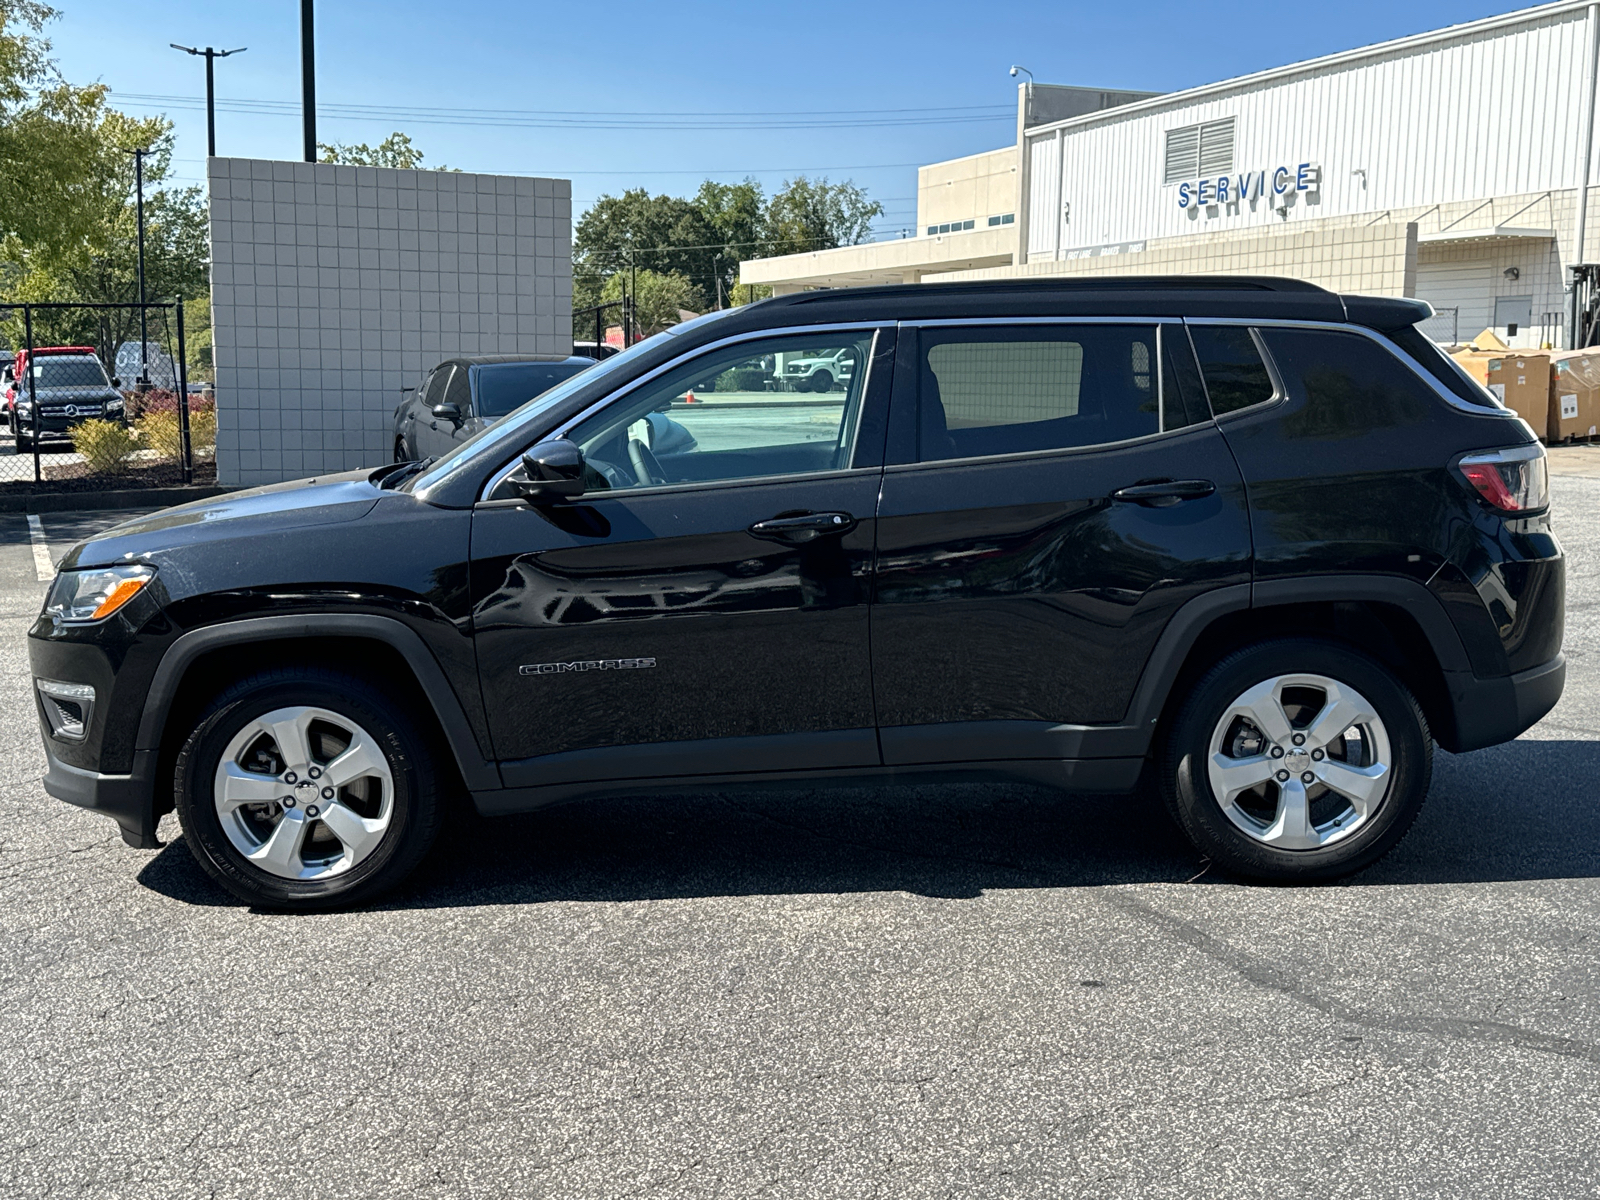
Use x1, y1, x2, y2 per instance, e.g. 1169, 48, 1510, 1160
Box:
0, 485, 235, 515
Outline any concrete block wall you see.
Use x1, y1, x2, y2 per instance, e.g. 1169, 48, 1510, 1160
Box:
932, 221, 1419, 297
208, 157, 572, 486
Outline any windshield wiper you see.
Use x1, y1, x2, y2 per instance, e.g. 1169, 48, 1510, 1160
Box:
378, 457, 437, 489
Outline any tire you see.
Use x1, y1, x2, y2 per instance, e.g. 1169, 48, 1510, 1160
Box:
395, 437, 408, 463
1158, 638, 1431, 883
174, 667, 442, 910
811, 370, 833, 393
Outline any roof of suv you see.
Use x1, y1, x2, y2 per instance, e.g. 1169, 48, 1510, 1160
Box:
737, 276, 1429, 332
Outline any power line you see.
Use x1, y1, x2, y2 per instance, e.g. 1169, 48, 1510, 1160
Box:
110, 91, 1014, 131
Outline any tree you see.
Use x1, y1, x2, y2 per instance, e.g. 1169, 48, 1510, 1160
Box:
600, 269, 703, 339
764, 176, 883, 257
318, 131, 454, 171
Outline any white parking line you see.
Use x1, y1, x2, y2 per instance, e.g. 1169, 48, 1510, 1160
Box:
26, 514, 54, 582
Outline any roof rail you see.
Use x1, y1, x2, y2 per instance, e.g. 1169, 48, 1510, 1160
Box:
781, 275, 1332, 303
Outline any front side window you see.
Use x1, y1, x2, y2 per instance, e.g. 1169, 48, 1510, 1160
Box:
1187, 326, 1277, 416
441, 364, 473, 414
569, 331, 876, 492
915, 325, 1195, 461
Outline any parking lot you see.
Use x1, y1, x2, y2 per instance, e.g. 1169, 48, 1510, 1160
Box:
1, 473, 1598, 1198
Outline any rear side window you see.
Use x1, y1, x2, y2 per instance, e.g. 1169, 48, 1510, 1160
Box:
1188, 326, 1276, 415
1255, 328, 1437, 434
916, 325, 1174, 460
1386, 326, 1502, 409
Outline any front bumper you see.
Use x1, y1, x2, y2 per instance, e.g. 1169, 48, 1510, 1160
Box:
1443, 653, 1566, 753
41, 736, 160, 848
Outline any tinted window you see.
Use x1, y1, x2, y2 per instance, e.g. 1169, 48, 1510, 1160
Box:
442, 365, 472, 413
33, 356, 109, 388
915, 325, 1164, 461
1188, 326, 1276, 415
475, 361, 590, 419
1256, 329, 1436, 436
1387, 326, 1500, 409
569, 331, 876, 492
420, 367, 451, 408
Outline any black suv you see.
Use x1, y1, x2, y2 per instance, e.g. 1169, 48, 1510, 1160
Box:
393, 354, 593, 463
30, 279, 1564, 909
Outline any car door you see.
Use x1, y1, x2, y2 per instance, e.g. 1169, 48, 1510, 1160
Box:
470, 325, 895, 787
870, 319, 1252, 766
413, 363, 464, 459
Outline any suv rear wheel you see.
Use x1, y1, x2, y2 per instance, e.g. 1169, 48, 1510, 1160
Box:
174, 668, 441, 909
1160, 639, 1431, 882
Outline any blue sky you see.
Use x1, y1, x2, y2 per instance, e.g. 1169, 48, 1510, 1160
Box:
49, 0, 1520, 236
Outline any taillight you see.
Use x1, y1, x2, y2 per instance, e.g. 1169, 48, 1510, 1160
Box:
1456, 444, 1549, 514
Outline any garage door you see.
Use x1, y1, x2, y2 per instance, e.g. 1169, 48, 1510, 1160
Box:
1414, 259, 1492, 345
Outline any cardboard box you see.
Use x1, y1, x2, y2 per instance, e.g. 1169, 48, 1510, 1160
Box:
1548, 349, 1600, 441
1451, 348, 1552, 434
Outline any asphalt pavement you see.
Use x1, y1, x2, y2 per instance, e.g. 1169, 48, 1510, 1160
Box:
1, 477, 1598, 1198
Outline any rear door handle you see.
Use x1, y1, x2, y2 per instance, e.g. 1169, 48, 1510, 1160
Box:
1110, 479, 1216, 507
748, 511, 858, 543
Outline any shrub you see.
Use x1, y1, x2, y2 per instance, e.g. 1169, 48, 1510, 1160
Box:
190, 405, 217, 452
135, 411, 184, 459
71, 420, 138, 473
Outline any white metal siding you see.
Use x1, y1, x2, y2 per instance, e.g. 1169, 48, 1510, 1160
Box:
1032, 6, 1593, 252
1027, 135, 1062, 258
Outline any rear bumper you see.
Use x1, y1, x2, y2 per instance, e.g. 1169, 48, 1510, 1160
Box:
41, 736, 160, 848
1443, 653, 1566, 753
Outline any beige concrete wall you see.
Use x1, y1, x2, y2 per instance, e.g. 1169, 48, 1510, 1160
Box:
739, 225, 1015, 289
918, 147, 1018, 230
931, 221, 1420, 297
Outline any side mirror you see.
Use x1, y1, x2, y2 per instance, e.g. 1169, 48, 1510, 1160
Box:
431, 402, 462, 422
510, 437, 585, 502
110, 376, 121, 388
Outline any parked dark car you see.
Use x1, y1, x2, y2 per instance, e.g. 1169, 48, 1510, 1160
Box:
6, 346, 127, 450
392, 354, 594, 463
31, 278, 1563, 909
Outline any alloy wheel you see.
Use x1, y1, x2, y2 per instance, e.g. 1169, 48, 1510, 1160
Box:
212, 705, 394, 881
1206, 673, 1392, 850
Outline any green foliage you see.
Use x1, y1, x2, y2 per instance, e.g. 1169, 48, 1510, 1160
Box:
763, 177, 883, 257
70, 417, 135, 472
599, 269, 704, 339
183, 294, 211, 377
189, 402, 216, 453
572, 175, 880, 337
318, 131, 455, 171
134, 409, 181, 458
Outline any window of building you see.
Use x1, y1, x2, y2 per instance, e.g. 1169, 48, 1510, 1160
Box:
926, 219, 978, 235
1162, 117, 1236, 184
986, 213, 1016, 227
915, 324, 1197, 461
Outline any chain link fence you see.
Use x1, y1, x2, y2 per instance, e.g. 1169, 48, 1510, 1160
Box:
0, 301, 215, 494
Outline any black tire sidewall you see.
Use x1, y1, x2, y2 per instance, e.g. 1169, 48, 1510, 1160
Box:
1163, 639, 1431, 882
175, 671, 437, 909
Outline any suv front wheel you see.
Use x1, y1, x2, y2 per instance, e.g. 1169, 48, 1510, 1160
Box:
1160, 639, 1432, 882
174, 668, 442, 909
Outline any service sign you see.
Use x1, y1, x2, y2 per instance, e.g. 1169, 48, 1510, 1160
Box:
1177, 162, 1321, 211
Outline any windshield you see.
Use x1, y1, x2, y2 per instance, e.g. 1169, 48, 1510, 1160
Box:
475, 360, 591, 418
407, 311, 748, 495
32, 357, 109, 389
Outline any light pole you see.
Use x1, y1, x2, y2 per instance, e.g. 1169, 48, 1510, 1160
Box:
713, 253, 724, 309
301, 0, 317, 162
170, 44, 247, 157
125, 147, 151, 388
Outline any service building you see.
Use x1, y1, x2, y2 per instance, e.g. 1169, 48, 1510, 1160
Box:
741, 0, 1600, 350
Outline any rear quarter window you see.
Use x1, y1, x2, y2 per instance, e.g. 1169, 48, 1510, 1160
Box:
1187, 326, 1276, 415
1254, 329, 1437, 436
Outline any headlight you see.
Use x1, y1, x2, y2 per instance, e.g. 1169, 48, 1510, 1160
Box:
44, 563, 156, 623
104, 396, 124, 412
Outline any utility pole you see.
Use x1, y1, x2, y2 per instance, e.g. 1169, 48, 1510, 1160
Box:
125, 148, 150, 388
170, 45, 247, 157
300, 0, 317, 162
713, 253, 724, 309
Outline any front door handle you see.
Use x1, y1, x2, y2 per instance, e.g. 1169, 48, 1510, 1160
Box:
748, 511, 858, 543
1110, 479, 1216, 508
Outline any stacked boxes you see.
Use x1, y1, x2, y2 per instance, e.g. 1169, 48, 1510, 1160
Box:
1450, 348, 1552, 432
1547, 351, 1600, 441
